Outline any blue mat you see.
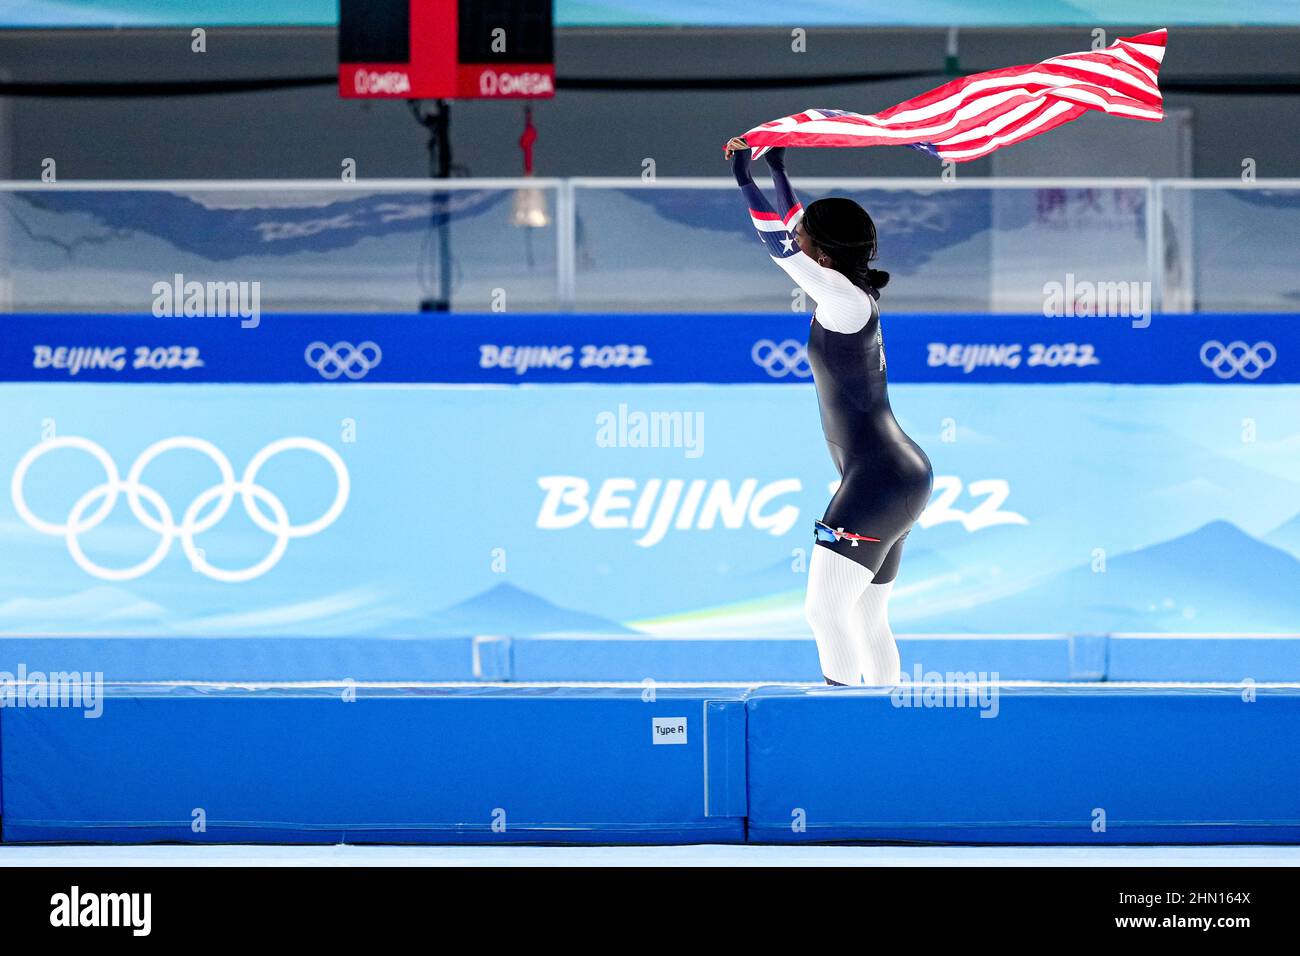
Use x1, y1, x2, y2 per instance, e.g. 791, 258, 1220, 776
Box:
0, 685, 748, 844
746, 685, 1300, 844
3, 682, 1298, 845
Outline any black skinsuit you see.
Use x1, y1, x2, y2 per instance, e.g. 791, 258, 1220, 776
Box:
734, 147, 932, 580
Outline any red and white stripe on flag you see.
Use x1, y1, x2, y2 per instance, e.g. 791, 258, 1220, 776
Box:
742, 29, 1166, 163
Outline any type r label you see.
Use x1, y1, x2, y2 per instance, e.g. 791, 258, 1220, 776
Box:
652, 717, 687, 744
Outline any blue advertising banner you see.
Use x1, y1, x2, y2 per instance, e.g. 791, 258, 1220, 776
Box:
0, 312, 1292, 385
1, 380, 1298, 648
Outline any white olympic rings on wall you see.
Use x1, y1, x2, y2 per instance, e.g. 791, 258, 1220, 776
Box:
305, 341, 382, 380
10, 436, 349, 583
1199, 340, 1276, 380
752, 339, 812, 379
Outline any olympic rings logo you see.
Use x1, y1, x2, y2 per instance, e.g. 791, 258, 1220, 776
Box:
752, 339, 812, 379
305, 341, 382, 380
10, 436, 349, 583
1199, 340, 1276, 380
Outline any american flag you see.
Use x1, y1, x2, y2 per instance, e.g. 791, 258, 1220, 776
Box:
742, 29, 1166, 163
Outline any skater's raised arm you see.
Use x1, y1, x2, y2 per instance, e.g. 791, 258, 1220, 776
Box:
725, 137, 874, 333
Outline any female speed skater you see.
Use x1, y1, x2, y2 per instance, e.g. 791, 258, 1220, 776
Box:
724, 135, 933, 686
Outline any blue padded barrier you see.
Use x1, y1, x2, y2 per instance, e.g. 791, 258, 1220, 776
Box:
447, 635, 1090, 682
510, 637, 821, 683
1107, 636, 1300, 682
5, 635, 1300, 684
0, 637, 481, 683
0, 685, 749, 844
0, 634, 1086, 684
4, 682, 1300, 846
1, 635, 1087, 684
745, 685, 1300, 845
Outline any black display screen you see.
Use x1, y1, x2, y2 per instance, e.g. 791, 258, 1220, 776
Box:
458, 0, 553, 65
339, 0, 410, 63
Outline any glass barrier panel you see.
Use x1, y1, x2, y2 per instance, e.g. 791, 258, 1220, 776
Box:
0, 184, 561, 313
1161, 185, 1300, 313
572, 182, 1152, 314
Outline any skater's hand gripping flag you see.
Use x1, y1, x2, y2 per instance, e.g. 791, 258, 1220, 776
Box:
737, 28, 1166, 163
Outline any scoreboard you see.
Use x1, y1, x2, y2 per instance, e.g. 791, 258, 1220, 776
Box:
339, 0, 554, 99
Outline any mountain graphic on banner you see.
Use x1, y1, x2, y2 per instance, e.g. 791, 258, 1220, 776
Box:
937, 521, 1300, 633
431, 581, 636, 637
0, 585, 166, 628
1264, 512, 1300, 559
